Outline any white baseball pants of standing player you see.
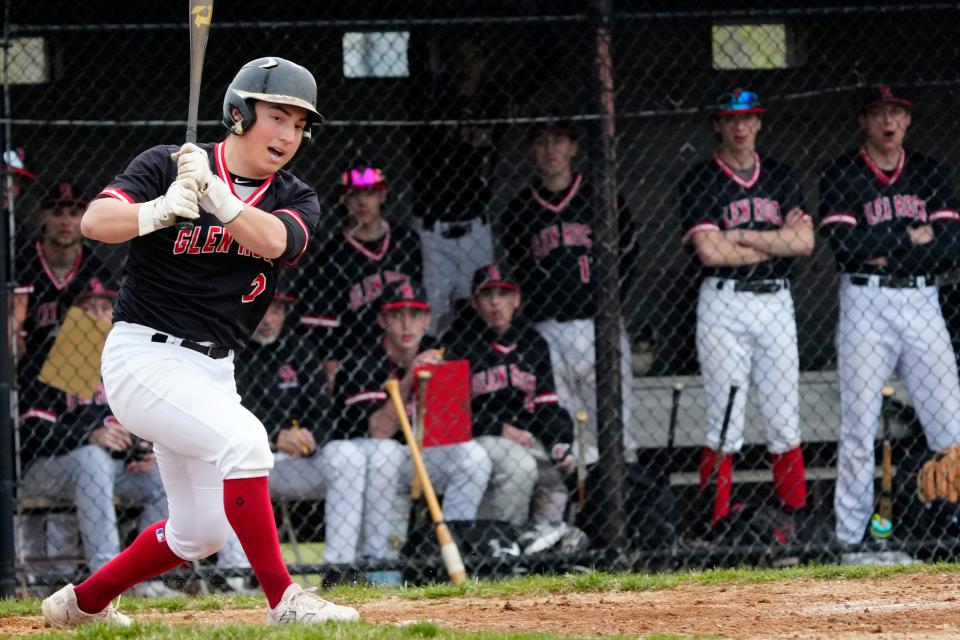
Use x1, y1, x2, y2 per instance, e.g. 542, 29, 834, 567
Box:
534, 318, 638, 463
696, 278, 801, 455
412, 216, 494, 336
100, 321, 274, 562
834, 274, 960, 544
217, 437, 408, 570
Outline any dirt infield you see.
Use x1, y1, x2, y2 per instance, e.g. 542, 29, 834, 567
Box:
3, 571, 960, 638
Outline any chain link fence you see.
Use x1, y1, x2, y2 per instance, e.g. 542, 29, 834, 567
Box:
5, 0, 960, 594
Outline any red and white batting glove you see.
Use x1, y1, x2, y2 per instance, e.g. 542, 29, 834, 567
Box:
137, 178, 199, 236
200, 175, 244, 224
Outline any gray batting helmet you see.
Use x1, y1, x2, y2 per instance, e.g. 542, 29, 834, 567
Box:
222, 57, 324, 139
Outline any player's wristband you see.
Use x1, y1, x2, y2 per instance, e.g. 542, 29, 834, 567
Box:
137, 198, 162, 236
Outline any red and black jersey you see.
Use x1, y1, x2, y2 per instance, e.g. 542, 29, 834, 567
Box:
502, 174, 638, 323
233, 336, 329, 443
332, 336, 439, 441
18, 381, 112, 469
443, 322, 572, 451
99, 141, 323, 350
14, 241, 108, 392
678, 153, 807, 281
296, 222, 422, 360
819, 149, 960, 275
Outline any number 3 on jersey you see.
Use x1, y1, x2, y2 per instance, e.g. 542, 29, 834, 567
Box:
242, 273, 267, 303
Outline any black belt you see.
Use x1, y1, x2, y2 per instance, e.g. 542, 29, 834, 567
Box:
151, 333, 231, 359
848, 274, 931, 289
716, 279, 790, 294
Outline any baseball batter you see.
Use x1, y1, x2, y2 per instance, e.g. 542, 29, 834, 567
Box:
819, 86, 960, 545
41, 57, 358, 627
679, 89, 812, 535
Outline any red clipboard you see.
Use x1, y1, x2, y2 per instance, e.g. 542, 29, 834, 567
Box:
414, 360, 472, 447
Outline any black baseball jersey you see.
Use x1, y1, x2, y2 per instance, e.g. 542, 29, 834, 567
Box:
234, 335, 330, 443
443, 322, 573, 451
333, 336, 439, 442
296, 222, 422, 360
819, 149, 960, 275
408, 75, 508, 222
18, 381, 112, 469
678, 153, 807, 281
502, 174, 638, 323
100, 141, 322, 350
14, 242, 108, 393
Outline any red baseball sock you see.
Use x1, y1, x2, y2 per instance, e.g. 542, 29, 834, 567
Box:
222, 476, 291, 608
699, 447, 734, 527
74, 520, 183, 614
771, 446, 808, 510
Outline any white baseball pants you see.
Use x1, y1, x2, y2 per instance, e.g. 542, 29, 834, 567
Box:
835, 275, 960, 544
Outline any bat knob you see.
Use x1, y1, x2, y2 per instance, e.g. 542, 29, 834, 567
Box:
882, 386, 895, 398
417, 370, 433, 380
575, 410, 589, 424
174, 219, 195, 231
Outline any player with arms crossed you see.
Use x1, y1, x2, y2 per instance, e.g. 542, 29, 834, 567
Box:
820, 86, 960, 545
679, 89, 813, 539
41, 57, 359, 628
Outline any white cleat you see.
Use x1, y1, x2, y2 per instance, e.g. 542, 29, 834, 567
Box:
267, 582, 360, 624
41, 583, 133, 629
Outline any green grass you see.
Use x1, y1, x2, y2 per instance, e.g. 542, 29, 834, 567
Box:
5, 562, 957, 639
22, 621, 670, 640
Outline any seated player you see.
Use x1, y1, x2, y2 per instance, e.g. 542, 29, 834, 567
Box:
17, 282, 170, 595
333, 281, 492, 580
443, 265, 575, 530
216, 291, 372, 589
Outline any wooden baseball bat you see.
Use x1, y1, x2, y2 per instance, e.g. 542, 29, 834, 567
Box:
574, 409, 589, 509
385, 378, 466, 585
177, 0, 214, 231
879, 385, 894, 521
411, 369, 432, 500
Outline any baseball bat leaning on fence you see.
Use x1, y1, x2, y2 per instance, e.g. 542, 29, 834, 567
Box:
178, 0, 214, 231
702, 385, 738, 533
667, 382, 684, 472
575, 409, 589, 510
411, 369, 432, 500
879, 386, 895, 522
385, 378, 467, 585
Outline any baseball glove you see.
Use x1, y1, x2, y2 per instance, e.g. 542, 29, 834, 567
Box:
917, 445, 960, 503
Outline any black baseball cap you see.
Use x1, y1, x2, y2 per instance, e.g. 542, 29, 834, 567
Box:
336, 159, 388, 193
75, 278, 117, 303
42, 181, 89, 209
858, 85, 912, 113
528, 118, 579, 144
472, 264, 519, 295
380, 281, 430, 312
713, 88, 765, 117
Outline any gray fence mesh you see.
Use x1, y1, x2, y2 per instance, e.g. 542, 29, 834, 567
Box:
5, 1, 960, 594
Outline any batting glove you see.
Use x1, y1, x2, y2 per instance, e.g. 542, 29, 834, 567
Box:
171, 142, 212, 192
200, 175, 244, 225
137, 179, 200, 236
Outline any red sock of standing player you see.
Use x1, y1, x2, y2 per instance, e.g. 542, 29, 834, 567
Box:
699, 447, 734, 527
771, 446, 808, 510
222, 476, 292, 608
74, 519, 183, 614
